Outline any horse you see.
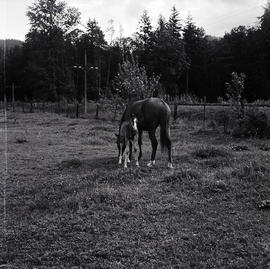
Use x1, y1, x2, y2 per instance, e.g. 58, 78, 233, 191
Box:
118, 97, 173, 168
116, 115, 140, 168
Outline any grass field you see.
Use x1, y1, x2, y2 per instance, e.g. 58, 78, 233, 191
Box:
0, 109, 270, 268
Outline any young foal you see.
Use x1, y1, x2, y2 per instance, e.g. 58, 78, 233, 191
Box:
116, 116, 139, 168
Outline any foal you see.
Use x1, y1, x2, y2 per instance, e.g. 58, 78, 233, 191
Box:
116, 116, 139, 168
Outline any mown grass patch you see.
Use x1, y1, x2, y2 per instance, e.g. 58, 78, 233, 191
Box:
3, 111, 270, 268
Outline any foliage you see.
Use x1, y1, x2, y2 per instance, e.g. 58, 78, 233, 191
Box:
168, 5, 182, 39
136, 10, 153, 49
225, 72, 246, 118
176, 93, 201, 104
214, 110, 232, 134
232, 109, 270, 138
26, 0, 80, 37
2, 3, 270, 102
113, 60, 161, 101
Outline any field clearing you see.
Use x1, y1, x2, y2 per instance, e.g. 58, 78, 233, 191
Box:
0, 109, 270, 268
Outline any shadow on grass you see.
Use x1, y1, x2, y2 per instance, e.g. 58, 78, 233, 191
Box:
58, 156, 118, 171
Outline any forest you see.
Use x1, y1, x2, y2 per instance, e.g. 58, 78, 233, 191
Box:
0, 0, 270, 102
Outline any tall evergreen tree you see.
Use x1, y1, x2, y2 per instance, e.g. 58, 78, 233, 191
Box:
183, 15, 206, 94
168, 6, 182, 39
134, 10, 154, 74
136, 10, 153, 49
149, 11, 187, 96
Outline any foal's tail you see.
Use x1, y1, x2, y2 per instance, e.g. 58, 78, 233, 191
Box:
160, 106, 171, 152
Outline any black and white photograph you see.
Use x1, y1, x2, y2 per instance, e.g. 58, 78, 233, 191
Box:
0, 0, 270, 268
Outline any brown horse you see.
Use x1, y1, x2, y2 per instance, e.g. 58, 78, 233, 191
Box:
118, 97, 173, 168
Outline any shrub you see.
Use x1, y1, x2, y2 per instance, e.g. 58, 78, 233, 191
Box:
113, 59, 161, 101
177, 93, 201, 104
214, 110, 232, 134
225, 72, 246, 118
232, 109, 270, 139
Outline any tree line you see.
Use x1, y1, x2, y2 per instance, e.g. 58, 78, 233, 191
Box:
1, 0, 270, 102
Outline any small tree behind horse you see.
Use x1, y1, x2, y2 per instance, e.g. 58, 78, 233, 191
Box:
118, 97, 173, 168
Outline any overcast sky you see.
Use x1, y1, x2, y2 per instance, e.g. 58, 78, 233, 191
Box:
0, 0, 266, 41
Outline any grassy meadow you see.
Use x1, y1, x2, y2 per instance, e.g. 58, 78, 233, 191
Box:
0, 106, 270, 268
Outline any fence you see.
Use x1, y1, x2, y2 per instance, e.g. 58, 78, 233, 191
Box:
0, 100, 123, 121
1, 100, 270, 124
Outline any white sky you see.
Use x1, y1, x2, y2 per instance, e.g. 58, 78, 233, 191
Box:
0, 0, 267, 41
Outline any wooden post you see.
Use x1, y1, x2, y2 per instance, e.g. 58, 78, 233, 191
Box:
76, 101, 79, 118
203, 96, 206, 130
173, 100, 178, 121
4, 95, 7, 113
95, 104, 99, 119
30, 101, 33, 113
12, 83, 15, 112
84, 50, 88, 114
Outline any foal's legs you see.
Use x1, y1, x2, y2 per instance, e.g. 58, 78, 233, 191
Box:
123, 146, 129, 168
147, 130, 158, 167
118, 145, 123, 164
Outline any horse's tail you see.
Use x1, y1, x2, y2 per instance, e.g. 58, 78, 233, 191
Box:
160, 104, 171, 152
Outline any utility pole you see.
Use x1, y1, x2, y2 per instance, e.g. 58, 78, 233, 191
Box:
73, 49, 98, 114
84, 50, 88, 114
186, 61, 191, 94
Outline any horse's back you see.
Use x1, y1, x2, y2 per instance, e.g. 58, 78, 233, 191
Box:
124, 98, 170, 130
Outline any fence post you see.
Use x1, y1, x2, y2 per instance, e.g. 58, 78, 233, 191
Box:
95, 104, 99, 119
29, 101, 33, 113
173, 100, 178, 120
75, 101, 79, 118
203, 96, 206, 130
12, 83, 15, 112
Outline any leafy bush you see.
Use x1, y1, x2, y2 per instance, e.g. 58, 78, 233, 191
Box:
232, 110, 270, 138
214, 110, 232, 134
177, 93, 201, 104
113, 59, 161, 101
225, 72, 246, 118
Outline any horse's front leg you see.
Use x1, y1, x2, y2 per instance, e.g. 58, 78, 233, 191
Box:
133, 142, 140, 167
118, 145, 123, 164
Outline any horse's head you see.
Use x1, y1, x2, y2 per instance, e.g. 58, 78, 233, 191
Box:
130, 114, 138, 134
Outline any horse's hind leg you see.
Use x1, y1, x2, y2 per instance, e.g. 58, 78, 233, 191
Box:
164, 133, 173, 168
138, 130, 142, 160
147, 130, 158, 167
128, 141, 132, 162
166, 136, 173, 168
